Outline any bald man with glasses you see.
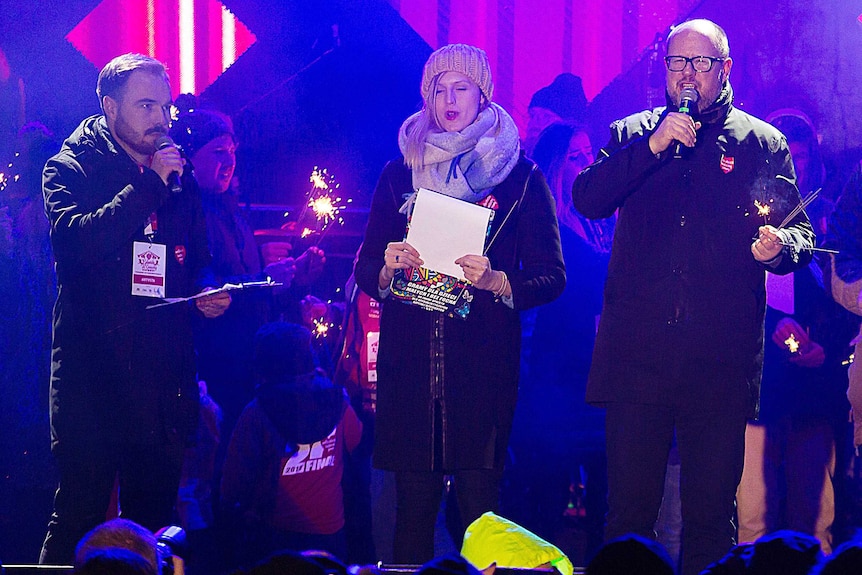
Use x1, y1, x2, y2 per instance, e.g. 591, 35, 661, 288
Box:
573, 18, 815, 575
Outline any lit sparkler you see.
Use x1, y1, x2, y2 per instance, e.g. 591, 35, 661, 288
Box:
285, 166, 352, 246
749, 188, 837, 254
312, 317, 334, 339
310, 168, 329, 190
784, 333, 800, 354
754, 200, 771, 225
311, 194, 340, 227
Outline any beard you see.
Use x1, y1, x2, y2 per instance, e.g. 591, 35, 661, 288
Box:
112, 114, 163, 158
669, 80, 723, 113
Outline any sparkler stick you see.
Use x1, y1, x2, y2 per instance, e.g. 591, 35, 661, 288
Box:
774, 241, 839, 254
777, 188, 820, 230
312, 196, 349, 246
751, 188, 835, 253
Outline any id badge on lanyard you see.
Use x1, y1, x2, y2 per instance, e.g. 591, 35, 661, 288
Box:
132, 212, 167, 298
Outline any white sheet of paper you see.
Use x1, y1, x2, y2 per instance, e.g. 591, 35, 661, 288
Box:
405, 188, 493, 280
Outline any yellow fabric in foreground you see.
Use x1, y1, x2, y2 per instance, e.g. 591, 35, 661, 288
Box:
460, 512, 574, 575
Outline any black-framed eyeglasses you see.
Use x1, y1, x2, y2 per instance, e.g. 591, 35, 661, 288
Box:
664, 55, 725, 73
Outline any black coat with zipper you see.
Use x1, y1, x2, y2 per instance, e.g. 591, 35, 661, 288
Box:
572, 84, 815, 417
43, 115, 212, 451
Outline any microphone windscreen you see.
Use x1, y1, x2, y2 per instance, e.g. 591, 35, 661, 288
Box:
155, 135, 174, 150
680, 88, 699, 106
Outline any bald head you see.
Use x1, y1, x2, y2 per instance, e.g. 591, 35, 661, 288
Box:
665, 18, 733, 111
667, 19, 730, 59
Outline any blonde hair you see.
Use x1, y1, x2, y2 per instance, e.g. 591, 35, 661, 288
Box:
403, 73, 490, 170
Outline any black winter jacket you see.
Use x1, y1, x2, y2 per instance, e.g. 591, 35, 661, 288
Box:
44, 115, 212, 449
573, 84, 814, 417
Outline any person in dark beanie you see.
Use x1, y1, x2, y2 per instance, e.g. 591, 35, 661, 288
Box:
169, 100, 324, 438
220, 322, 362, 567
524, 73, 588, 156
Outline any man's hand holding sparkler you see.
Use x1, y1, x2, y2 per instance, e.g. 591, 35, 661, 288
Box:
771, 317, 825, 368
261, 240, 297, 293
300, 294, 329, 329
260, 241, 293, 267
752, 225, 785, 263
294, 246, 326, 285
195, 287, 232, 318
264, 257, 297, 293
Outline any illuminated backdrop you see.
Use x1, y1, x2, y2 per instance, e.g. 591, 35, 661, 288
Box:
66, 0, 256, 96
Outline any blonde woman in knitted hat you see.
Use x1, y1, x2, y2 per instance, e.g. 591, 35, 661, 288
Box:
354, 44, 565, 563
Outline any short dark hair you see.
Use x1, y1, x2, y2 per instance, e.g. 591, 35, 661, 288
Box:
75, 548, 157, 575
96, 53, 169, 111
74, 518, 159, 573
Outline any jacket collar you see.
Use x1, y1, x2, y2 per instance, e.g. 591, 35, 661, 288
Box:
666, 81, 733, 126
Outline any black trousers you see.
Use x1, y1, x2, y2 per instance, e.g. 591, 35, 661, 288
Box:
39, 435, 184, 565
604, 399, 747, 575
393, 468, 503, 564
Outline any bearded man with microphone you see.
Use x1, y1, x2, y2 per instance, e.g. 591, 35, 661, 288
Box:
39, 53, 230, 564
573, 19, 814, 575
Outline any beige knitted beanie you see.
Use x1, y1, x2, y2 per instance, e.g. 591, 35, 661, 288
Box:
420, 43, 494, 101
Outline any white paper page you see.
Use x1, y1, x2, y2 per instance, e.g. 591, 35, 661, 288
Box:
405, 188, 493, 280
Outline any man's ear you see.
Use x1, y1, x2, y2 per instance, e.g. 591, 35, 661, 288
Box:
720, 58, 733, 84
102, 95, 118, 121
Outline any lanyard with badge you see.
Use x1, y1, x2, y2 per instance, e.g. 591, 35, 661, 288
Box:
132, 210, 168, 298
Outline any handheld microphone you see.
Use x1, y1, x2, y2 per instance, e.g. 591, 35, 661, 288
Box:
673, 87, 699, 159
154, 135, 183, 193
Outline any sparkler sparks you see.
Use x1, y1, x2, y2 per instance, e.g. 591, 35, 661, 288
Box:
312, 317, 334, 338
310, 169, 329, 190
285, 166, 352, 245
754, 200, 771, 224
784, 333, 800, 354
311, 195, 341, 227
